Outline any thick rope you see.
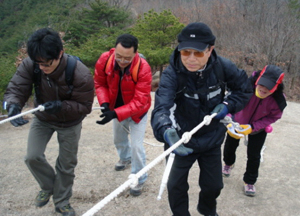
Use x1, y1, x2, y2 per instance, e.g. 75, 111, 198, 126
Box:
82, 113, 216, 216
0, 105, 44, 125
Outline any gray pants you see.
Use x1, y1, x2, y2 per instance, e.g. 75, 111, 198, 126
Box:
25, 117, 81, 208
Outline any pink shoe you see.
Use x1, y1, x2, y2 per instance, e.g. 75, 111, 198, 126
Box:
244, 183, 256, 196
222, 164, 234, 177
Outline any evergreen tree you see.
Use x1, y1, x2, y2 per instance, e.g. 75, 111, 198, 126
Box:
130, 9, 184, 74
64, 0, 133, 47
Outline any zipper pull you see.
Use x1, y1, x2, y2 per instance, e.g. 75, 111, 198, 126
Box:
46, 76, 52, 87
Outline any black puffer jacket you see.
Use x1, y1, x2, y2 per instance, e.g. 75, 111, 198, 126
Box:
151, 48, 252, 152
4, 53, 94, 128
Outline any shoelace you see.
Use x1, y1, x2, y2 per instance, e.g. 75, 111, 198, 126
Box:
224, 165, 231, 171
39, 192, 49, 200
247, 184, 254, 191
58, 204, 71, 212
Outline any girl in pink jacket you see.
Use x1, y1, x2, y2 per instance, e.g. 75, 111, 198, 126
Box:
222, 65, 286, 196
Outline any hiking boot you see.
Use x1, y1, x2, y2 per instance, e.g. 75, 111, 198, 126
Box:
222, 164, 234, 177
55, 204, 76, 216
244, 183, 256, 196
130, 182, 144, 196
197, 206, 219, 216
115, 159, 131, 171
35, 190, 52, 207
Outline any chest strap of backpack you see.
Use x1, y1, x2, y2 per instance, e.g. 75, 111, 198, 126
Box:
105, 54, 141, 83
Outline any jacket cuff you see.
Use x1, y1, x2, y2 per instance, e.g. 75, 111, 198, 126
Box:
223, 101, 234, 114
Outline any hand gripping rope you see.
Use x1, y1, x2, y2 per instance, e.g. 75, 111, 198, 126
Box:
82, 113, 217, 216
156, 113, 216, 200
0, 105, 102, 125
0, 105, 45, 125
220, 115, 272, 162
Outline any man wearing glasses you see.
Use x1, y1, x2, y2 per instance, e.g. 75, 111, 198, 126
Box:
94, 34, 152, 196
3, 28, 94, 216
151, 22, 252, 216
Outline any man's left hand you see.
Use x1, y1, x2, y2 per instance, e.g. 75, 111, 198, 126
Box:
96, 111, 117, 125
211, 103, 228, 119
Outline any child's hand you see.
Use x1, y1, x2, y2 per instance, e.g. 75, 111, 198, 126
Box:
235, 124, 252, 135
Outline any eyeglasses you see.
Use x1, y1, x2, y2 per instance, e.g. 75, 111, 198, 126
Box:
35, 59, 54, 67
115, 57, 132, 64
180, 50, 207, 58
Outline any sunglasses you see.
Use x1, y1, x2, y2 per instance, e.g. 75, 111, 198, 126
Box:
180, 50, 207, 58
115, 58, 132, 64
35, 59, 54, 67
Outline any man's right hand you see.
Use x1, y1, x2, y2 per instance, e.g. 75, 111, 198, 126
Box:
163, 128, 193, 156
7, 104, 29, 127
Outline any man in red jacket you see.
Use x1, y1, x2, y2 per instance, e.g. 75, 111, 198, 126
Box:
94, 34, 152, 196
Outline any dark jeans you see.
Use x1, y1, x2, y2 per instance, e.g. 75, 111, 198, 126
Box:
223, 131, 267, 184
167, 147, 223, 216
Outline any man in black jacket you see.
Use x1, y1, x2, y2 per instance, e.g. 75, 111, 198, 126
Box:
151, 22, 252, 216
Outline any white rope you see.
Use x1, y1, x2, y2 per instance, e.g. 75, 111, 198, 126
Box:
0, 106, 102, 125
156, 113, 216, 200
157, 152, 175, 200
92, 107, 104, 111
0, 105, 45, 125
82, 113, 217, 216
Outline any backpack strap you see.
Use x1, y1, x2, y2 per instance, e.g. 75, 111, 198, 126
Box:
214, 57, 225, 84
65, 55, 77, 95
104, 54, 114, 73
33, 55, 78, 103
104, 53, 141, 83
213, 57, 226, 94
131, 57, 141, 83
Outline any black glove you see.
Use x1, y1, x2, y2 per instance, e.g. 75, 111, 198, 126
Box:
211, 103, 228, 120
43, 100, 62, 114
7, 104, 29, 127
101, 103, 110, 113
96, 110, 117, 125
163, 128, 193, 156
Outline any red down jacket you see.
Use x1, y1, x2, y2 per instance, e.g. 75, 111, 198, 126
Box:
94, 48, 152, 123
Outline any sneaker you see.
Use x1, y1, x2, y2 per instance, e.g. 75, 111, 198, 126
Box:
130, 182, 144, 196
222, 164, 234, 177
35, 190, 52, 207
115, 159, 131, 171
55, 204, 76, 216
244, 183, 256, 196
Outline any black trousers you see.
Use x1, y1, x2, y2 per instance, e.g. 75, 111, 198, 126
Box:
223, 131, 267, 184
167, 147, 223, 216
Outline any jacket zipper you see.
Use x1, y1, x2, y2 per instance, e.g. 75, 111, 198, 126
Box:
249, 99, 262, 123
46, 75, 52, 87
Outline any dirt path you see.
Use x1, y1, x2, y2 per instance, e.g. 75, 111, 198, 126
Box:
0, 96, 299, 216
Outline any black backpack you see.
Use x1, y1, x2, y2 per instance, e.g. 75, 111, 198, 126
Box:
33, 55, 81, 104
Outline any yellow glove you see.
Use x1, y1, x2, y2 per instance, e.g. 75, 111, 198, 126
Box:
235, 124, 252, 135
226, 123, 244, 139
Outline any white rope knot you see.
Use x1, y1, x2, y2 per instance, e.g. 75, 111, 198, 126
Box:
204, 115, 213, 125
182, 132, 191, 144
38, 105, 45, 112
128, 174, 139, 189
